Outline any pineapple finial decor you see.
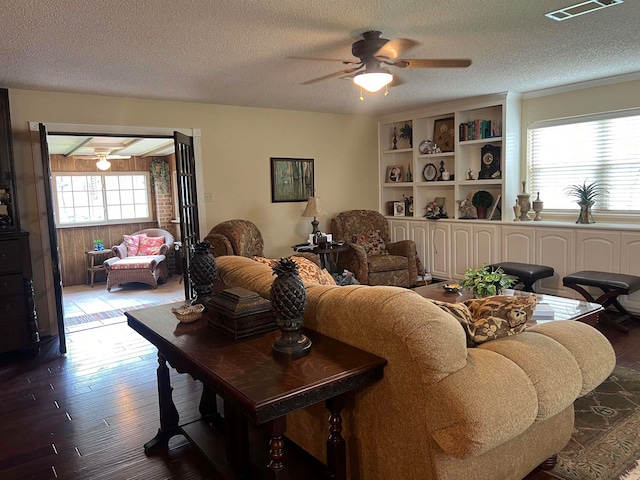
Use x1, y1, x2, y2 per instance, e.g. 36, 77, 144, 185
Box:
188, 241, 217, 307
270, 258, 312, 359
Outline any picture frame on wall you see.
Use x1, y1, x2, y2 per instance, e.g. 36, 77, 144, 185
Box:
270, 157, 314, 202
386, 165, 404, 183
433, 117, 455, 152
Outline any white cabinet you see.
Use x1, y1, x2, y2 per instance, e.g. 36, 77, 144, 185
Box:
409, 221, 429, 272
429, 222, 451, 280
621, 232, 640, 311
389, 219, 410, 242
451, 224, 473, 278
576, 230, 620, 272
501, 226, 535, 263
450, 223, 501, 278
535, 228, 575, 295
378, 93, 521, 224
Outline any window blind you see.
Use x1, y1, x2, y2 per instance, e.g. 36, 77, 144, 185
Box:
527, 110, 640, 213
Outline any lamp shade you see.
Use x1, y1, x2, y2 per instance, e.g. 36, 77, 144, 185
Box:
301, 197, 326, 218
96, 154, 111, 171
353, 70, 393, 93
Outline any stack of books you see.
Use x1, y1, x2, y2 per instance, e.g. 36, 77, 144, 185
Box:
531, 302, 555, 321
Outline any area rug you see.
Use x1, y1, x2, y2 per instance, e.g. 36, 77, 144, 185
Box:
65, 298, 184, 326
551, 366, 640, 480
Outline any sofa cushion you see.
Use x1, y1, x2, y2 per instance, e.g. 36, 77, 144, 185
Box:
368, 254, 408, 273
108, 255, 164, 270
352, 230, 388, 256
253, 256, 335, 286
123, 233, 147, 256
138, 236, 165, 256
465, 295, 537, 326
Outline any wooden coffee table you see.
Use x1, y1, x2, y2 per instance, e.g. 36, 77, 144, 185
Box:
126, 303, 386, 480
412, 283, 604, 326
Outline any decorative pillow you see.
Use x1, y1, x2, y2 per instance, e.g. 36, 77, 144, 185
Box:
137, 236, 165, 256
431, 294, 537, 347
123, 233, 147, 257
253, 256, 336, 285
352, 230, 388, 256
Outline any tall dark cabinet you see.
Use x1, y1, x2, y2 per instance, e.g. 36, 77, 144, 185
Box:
0, 88, 39, 354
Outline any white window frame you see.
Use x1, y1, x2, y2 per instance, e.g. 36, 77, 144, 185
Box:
53, 171, 153, 227
527, 108, 640, 223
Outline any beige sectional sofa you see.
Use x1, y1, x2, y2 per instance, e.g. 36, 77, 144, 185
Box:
215, 255, 616, 480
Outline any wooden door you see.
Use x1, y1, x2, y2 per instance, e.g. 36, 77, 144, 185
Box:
174, 131, 200, 301
39, 123, 66, 354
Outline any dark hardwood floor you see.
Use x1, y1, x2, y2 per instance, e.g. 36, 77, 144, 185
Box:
1, 313, 638, 480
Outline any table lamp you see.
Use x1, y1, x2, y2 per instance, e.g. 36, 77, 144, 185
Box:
301, 196, 326, 235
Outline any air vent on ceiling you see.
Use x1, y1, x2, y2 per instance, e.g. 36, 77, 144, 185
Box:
546, 0, 623, 21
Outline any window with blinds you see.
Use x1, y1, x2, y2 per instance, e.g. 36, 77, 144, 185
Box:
527, 109, 640, 214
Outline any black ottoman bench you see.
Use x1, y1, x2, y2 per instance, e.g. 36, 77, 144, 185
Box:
489, 262, 554, 293
563, 271, 640, 333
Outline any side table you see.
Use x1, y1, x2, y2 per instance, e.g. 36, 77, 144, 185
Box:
292, 243, 349, 272
86, 249, 114, 287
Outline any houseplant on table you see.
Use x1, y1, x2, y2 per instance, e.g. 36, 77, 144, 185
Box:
472, 190, 494, 219
461, 265, 517, 297
565, 180, 603, 224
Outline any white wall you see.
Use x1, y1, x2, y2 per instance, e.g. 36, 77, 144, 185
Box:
8, 89, 378, 335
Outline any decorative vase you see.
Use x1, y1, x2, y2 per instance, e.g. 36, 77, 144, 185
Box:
270, 258, 312, 359
517, 181, 532, 221
476, 207, 488, 219
576, 202, 595, 224
189, 241, 217, 307
513, 199, 521, 221
94, 243, 105, 251
532, 192, 543, 221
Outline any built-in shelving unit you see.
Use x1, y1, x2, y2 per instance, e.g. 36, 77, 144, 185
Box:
378, 93, 521, 222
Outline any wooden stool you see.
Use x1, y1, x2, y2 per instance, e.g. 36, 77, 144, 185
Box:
489, 262, 554, 293
563, 271, 640, 333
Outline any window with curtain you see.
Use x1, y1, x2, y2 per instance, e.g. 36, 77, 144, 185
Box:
527, 109, 640, 214
53, 172, 152, 226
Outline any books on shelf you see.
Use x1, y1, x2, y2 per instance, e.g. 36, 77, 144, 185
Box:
531, 302, 555, 320
459, 119, 502, 141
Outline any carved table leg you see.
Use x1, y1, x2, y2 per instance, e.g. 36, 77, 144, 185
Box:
144, 352, 180, 455
267, 416, 288, 479
224, 401, 251, 479
326, 395, 347, 480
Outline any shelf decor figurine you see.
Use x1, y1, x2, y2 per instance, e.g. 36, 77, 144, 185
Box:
406, 163, 413, 182
517, 181, 532, 221
532, 192, 543, 221
565, 180, 602, 224
270, 257, 312, 359
513, 198, 521, 221
392, 126, 398, 150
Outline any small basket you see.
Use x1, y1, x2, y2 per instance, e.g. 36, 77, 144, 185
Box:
171, 304, 205, 323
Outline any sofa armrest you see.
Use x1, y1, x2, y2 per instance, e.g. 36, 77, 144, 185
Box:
112, 242, 127, 259
159, 243, 169, 256
203, 232, 234, 257
336, 243, 368, 283
386, 240, 418, 281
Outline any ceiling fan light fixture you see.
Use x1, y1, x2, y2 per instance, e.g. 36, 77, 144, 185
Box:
353, 70, 393, 93
95, 153, 111, 171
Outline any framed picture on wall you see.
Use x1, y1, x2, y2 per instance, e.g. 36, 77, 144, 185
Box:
270, 158, 314, 202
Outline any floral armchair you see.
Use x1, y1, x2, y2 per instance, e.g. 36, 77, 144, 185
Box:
104, 228, 174, 291
203, 219, 265, 258
330, 209, 423, 287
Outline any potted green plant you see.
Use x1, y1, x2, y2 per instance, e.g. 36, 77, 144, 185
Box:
93, 239, 105, 251
461, 265, 517, 297
399, 123, 412, 148
472, 190, 494, 219
565, 180, 603, 224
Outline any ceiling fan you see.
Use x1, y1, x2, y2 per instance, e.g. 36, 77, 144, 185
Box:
82, 149, 131, 170
292, 31, 471, 93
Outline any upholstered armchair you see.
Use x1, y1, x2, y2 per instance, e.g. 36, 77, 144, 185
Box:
330, 209, 423, 287
203, 219, 265, 258
104, 228, 174, 291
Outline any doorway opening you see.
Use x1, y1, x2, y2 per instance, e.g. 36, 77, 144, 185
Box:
44, 132, 186, 334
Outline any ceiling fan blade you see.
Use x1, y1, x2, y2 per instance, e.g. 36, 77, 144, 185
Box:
394, 59, 472, 68
287, 56, 359, 66
374, 38, 418, 61
302, 66, 362, 85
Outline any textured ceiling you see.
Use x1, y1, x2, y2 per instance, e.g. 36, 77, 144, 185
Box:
1, 0, 638, 116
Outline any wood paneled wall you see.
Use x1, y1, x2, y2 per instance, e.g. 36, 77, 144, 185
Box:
50, 154, 178, 286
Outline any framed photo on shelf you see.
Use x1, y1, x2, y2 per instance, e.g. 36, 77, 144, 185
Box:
433, 117, 455, 152
393, 201, 405, 216
270, 157, 314, 202
386, 165, 404, 183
